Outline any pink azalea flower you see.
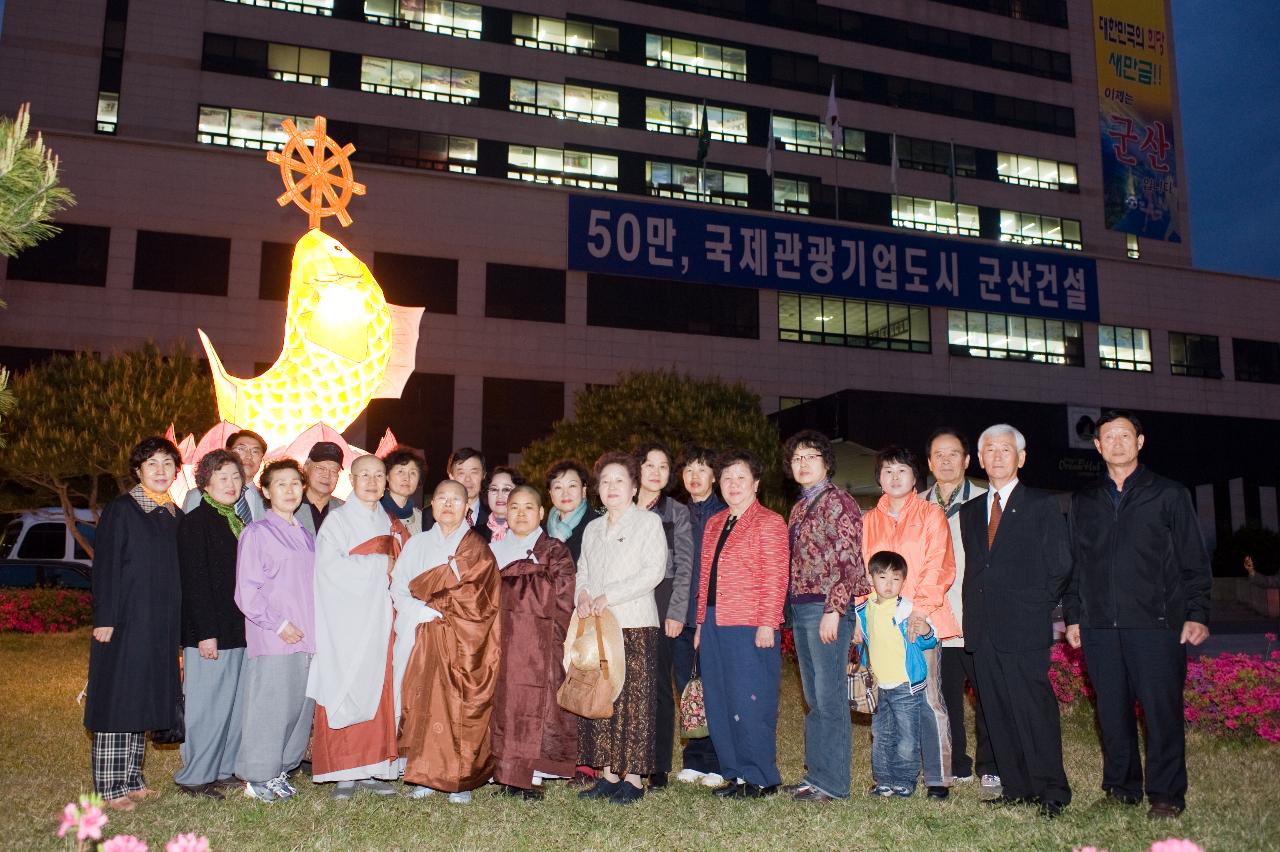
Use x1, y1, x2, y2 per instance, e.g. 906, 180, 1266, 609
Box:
166, 833, 211, 852
1148, 840, 1204, 852
1265, 632, 1277, 642
56, 803, 79, 839
78, 806, 107, 842
103, 836, 150, 852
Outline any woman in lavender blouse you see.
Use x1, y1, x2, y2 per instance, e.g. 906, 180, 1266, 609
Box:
233, 459, 317, 803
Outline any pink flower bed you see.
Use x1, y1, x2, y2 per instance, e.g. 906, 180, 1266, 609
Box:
0, 588, 92, 633
55, 795, 210, 851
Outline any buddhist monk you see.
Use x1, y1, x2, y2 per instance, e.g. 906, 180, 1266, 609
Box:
392, 480, 501, 804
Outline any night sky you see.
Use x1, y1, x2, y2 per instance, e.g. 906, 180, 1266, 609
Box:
0, 0, 1276, 280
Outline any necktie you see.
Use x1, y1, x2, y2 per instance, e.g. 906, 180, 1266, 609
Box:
465, 507, 475, 526
987, 491, 1002, 549
234, 489, 253, 525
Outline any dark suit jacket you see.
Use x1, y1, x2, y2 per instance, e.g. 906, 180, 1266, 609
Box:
960, 482, 1071, 653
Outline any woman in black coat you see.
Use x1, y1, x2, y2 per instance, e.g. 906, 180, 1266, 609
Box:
84, 436, 184, 811
174, 448, 249, 798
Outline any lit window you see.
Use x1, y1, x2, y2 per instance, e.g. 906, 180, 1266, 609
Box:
779, 396, 813, 410
96, 92, 119, 134
771, 115, 865, 160
646, 160, 748, 207
218, 0, 333, 15
773, 178, 810, 215
1098, 324, 1152, 371
507, 145, 618, 190
780, 293, 930, 352
999, 210, 1082, 250
1126, 234, 1140, 259
997, 152, 1078, 191
892, 195, 980, 237
196, 105, 315, 151
364, 0, 481, 38
1169, 332, 1222, 378
947, 310, 1083, 365
645, 98, 747, 143
267, 44, 330, 86
361, 56, 479, 104
510, 79, 618, 125
512, 14, 618, 57
645, 33, 746, 81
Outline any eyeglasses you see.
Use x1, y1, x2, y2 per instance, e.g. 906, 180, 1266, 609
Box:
487, 485, 514, 495
790, 453, 823, 465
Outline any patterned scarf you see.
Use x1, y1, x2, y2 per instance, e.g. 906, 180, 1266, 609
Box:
798, 478, 831, 503
203, 490, 245, 539
546, 500, 588, 542
487, 512, 509, 542
130, 484, 176, 516
931, 479, 970, 518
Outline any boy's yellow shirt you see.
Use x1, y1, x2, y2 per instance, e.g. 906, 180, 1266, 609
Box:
866, 596, 908, 687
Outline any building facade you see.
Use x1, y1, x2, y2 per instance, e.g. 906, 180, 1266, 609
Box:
0, 0, 1276, 539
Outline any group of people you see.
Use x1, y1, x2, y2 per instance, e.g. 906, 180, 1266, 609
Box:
83, 409, 1212, 822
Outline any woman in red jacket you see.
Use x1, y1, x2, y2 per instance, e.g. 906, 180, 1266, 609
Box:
694, 449, 789, 799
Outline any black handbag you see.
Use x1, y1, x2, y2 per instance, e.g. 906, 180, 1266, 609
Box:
150, 688, 185, 745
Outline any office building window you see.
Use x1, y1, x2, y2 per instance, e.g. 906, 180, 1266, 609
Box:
202, 34, 329, 86
134, 231, 230, 296
361, 56, 479, 104
219, 0, 333, 14
771, 115, 865, 159
892, 195, 980, 237
363, 0, 481, 38
352, 124, 477, 173
1098, 324, 1152, 371
197, 106, 314, 150
508, 146, 618, 190
646, 161, 748, 207
366, 372, 455, 480
931, 0, 1067, 27
645, 98, 747, 143
373, 252, 458, 314
1169, 332, 1222, 378
895, 137, 976, 177
645, 33, 746, 80
779, 293, 930, 353
948, 310, 1083, 365
773, 177, 810, 215
1127, 234, 1140, 259
999, 210, 1083, 250
267, 43, 330, 85
997, 152, 1078, 191
778, 396, 813, 411
482, 377, 564, 466
7, 223, 110, 287
96, 92, 118, 134
512, 15, 618, 57
1233, 338, 1280, 384
485, 264, 565, 324
510, 79, 618, 125
259, 241, 293, 301
588, 273, 758, 338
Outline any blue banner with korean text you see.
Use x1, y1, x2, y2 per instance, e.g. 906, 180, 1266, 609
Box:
567, 195, 1099, 322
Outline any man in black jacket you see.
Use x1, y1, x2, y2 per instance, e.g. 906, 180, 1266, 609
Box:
1064, 410, 1210, 820
960, 423, 1072, 818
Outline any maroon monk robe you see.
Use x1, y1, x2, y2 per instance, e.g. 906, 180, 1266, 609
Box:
399, 529, 501, 792
491, 534, 579, 788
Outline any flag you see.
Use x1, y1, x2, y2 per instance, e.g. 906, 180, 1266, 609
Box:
695, 102, 711, 166
824, 77, 840, 155
890, 132, 898, 196
766, 110, 776, 177
948, 139, 957, 203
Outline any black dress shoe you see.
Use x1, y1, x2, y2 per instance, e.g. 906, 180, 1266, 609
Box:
793, 786, 836, 802
1103, 789, 1141, 806
1039, 799, 1066, 819
175, 783, 224, 800
712, 781, 744, 798
578, 778, 622, 800
743, 783, 778, 798
521, 787, 545, 801
926, 786, 950, 800
1147, 801, 1184, 820
608, 782, 645, 805
647, 773, 668, 790
984, 794, 1031, 806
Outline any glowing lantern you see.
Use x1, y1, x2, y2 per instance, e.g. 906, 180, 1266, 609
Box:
196, 117, 422, 452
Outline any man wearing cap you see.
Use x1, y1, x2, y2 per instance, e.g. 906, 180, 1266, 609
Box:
297, 441, 345, 537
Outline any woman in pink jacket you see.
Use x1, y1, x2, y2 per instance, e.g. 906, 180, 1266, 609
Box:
861, 445, 959, 800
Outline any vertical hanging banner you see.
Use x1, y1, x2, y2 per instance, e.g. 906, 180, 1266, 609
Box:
1094, 0, 1181, 242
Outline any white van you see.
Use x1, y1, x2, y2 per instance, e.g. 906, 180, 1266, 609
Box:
0, 508, 95, 588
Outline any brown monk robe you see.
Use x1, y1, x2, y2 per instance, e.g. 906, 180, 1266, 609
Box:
490, 530, 579, 789
398, 529, 501, 792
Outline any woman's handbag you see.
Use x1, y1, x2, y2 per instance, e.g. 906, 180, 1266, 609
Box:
150, 689, 186, 745
847, 655, 877, 715
679, 653, 709, 739
557, 614, 617, 720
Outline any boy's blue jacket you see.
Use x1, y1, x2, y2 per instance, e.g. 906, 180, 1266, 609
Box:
854, 595, 938, 695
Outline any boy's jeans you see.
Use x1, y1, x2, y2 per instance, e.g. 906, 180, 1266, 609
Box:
872, 683, 923, 793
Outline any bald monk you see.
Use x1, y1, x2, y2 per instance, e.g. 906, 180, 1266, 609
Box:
306, 455, 402, 800
392, 480, 501, 804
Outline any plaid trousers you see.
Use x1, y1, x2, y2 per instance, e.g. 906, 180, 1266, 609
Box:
91, 732, 146, 800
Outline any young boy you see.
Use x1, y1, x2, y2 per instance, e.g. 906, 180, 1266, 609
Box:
854, 550, 939, 798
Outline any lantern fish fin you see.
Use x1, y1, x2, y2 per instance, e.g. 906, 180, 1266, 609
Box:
371, 304, 424, 399
197, 328, 243, 420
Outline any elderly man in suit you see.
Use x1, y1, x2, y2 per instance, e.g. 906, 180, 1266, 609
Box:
959, 424, 1072, 818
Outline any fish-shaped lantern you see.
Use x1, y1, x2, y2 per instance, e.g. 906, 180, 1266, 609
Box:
196, 116, 422, 451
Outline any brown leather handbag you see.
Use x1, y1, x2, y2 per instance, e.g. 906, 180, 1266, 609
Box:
557, 614, 617, 719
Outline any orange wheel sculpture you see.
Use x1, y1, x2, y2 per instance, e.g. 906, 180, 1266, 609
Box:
266, 116, 366, 229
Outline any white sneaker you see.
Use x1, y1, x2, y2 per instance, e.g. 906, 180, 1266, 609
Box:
244, 781, 277, 802
981, 774, 1002, 789
700, 773, 726, 787
953, 774, 974, 784
264, 775, 294, 800
448, 791, 472, 804
272, 773, 298, 797
675, 768, 705, 784
407, 785, 435, 799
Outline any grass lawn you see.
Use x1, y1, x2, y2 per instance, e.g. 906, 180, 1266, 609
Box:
2, 630, 1277, 851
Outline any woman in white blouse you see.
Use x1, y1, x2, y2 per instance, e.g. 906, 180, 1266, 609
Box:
574, 451, 668, 806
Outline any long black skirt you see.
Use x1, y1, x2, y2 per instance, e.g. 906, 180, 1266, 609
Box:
579, 627, 660, 777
